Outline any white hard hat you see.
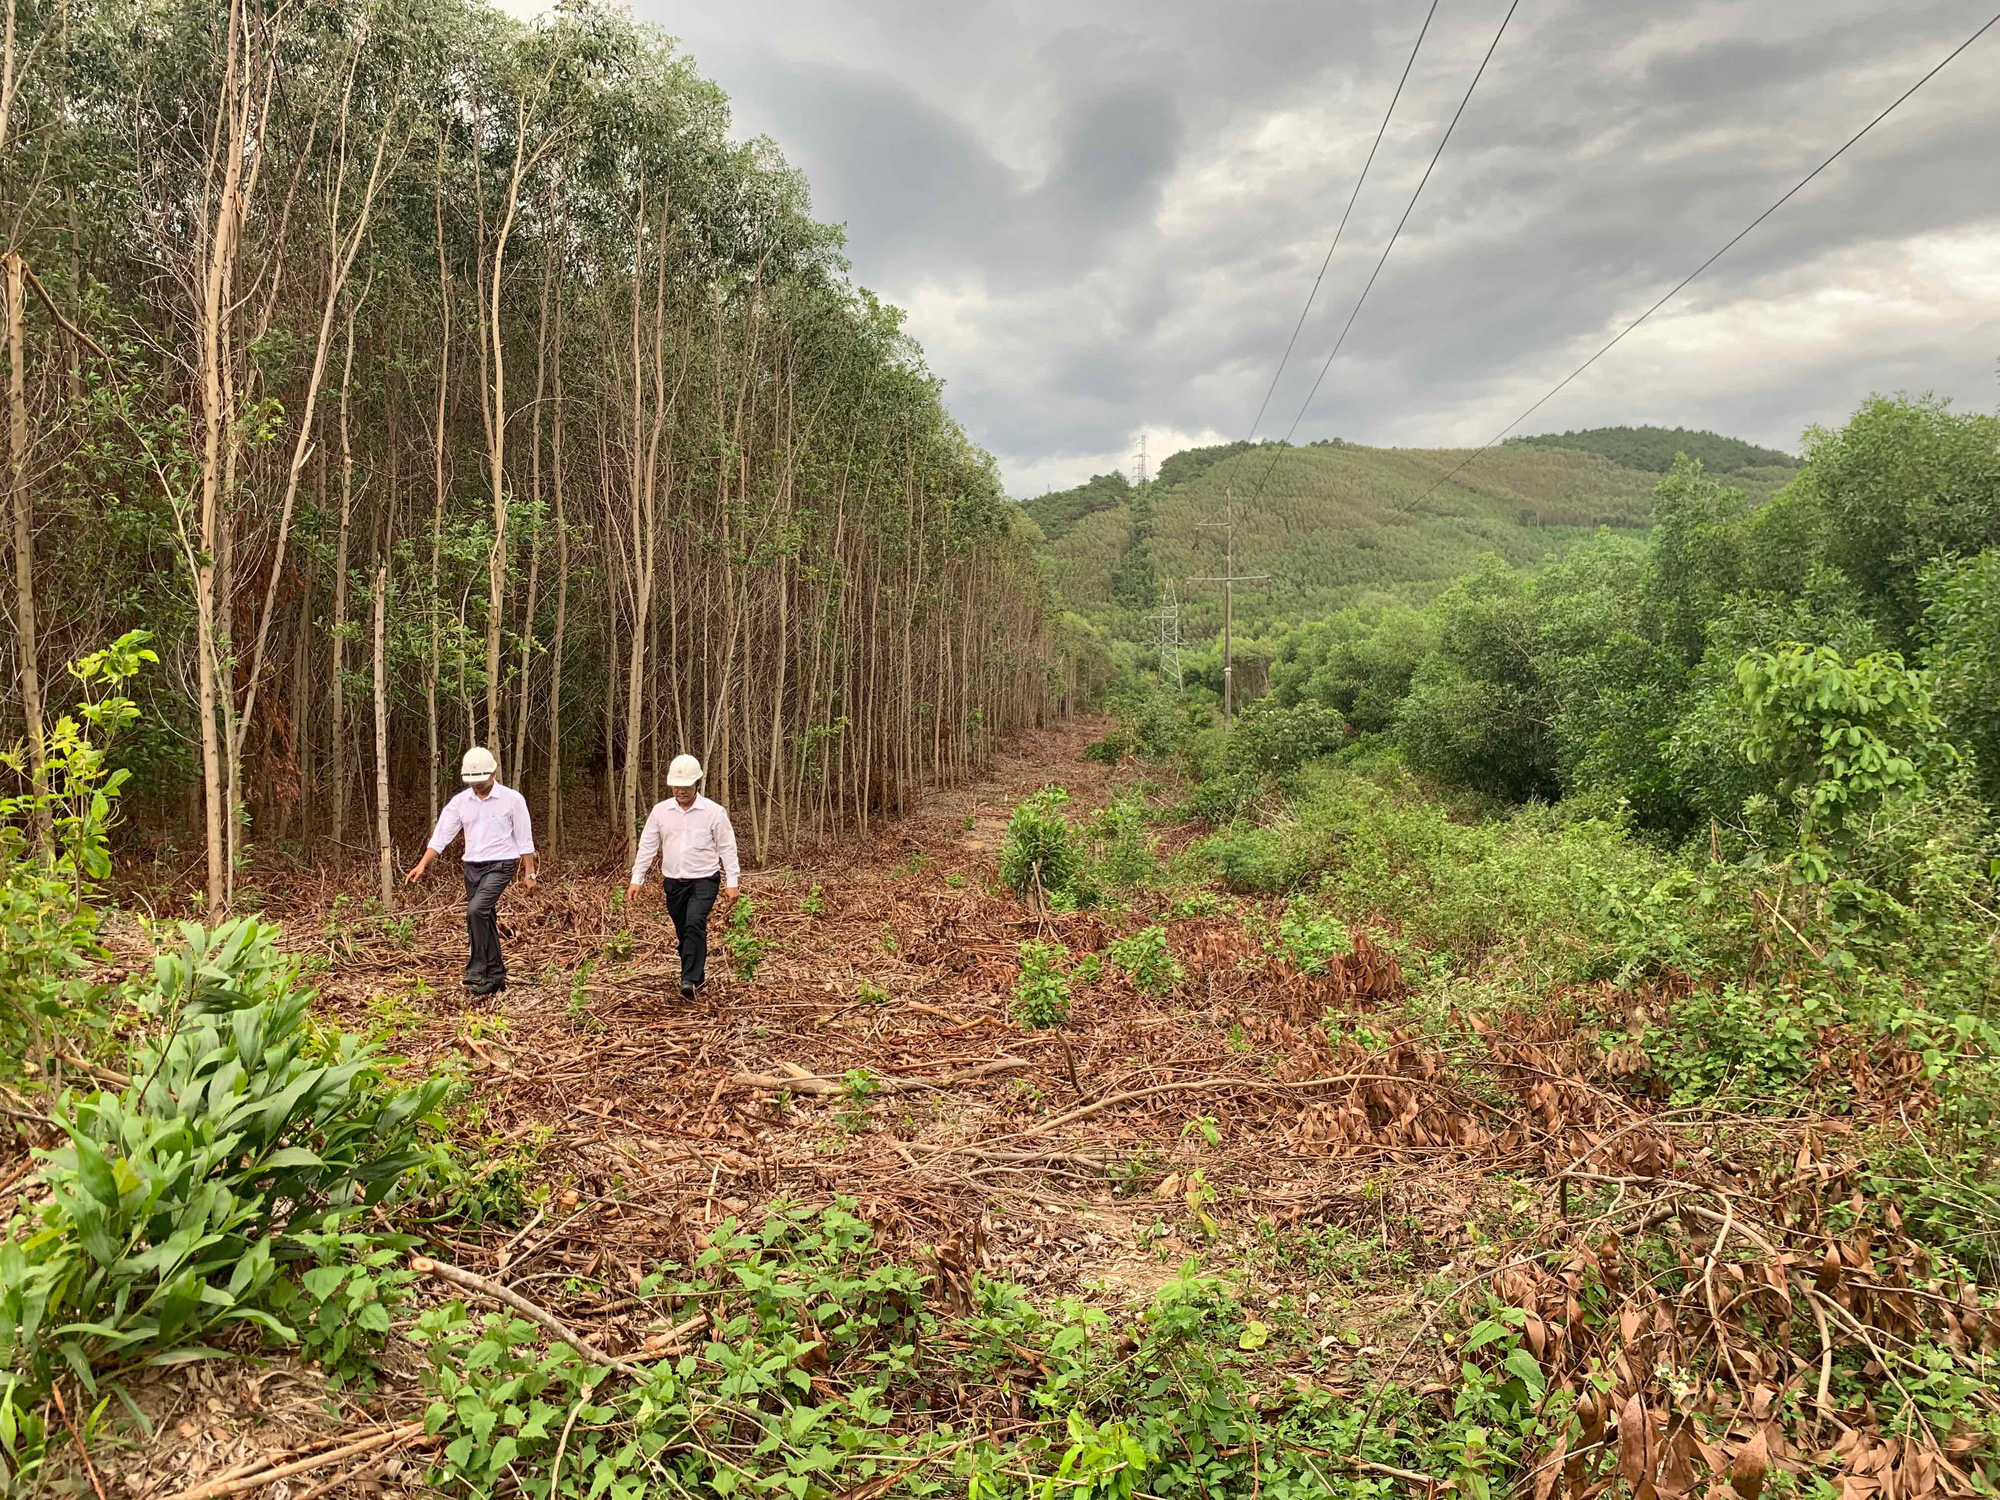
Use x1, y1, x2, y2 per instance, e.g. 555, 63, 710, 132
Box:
666, 753, 703, 787
461, 746, 498, 782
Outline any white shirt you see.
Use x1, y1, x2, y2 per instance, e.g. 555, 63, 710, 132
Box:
631, 795, 740, 885
428, 783, 535, 862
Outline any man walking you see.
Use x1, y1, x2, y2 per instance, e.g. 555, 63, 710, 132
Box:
628, 754, 739, 1000
406, 747, 537, 995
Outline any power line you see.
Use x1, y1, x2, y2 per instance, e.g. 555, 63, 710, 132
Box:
1180, 0, 1441, 708
1241, 0, 1440, 443
1240, 0, 1522, 514
1400, 6, 2000, 515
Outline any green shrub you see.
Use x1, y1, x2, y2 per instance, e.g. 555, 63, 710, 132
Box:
1227, 699, 1346, 778
1108, 925, 1182, 998
1082, 731, 1128, 764
1090, 796, 1160, 891
1000, 787, 1098, 909
1643, 983, 1831, 1106
1013, 939, 1073, 1028
0, 919, 447, 1395
725, 895, 772, 980
0, 631, 153, 1061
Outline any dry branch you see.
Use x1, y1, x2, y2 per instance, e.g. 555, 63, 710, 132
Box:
730, 1058, 1032, 1095
410, 1256, 652, 1378
160, 1422, 437, 1500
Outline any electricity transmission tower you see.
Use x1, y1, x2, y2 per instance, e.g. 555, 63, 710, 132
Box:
1143, 580, 1183, 690
1132, 433, 1149, 488
1191, 487, 1269, 727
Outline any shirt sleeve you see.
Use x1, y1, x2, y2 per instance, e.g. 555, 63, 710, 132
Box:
714, 807, 740, 885
631, 807, 661, 885
427, 800, 463, 855
512, 792, 536, 856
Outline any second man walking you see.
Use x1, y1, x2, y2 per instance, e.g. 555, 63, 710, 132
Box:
629, 754, 740, 1000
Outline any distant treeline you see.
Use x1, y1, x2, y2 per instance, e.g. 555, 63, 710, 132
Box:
1511, 425, 1798, 475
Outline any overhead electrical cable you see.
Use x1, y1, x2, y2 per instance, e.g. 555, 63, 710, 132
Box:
1400, 5, 2000, 514
1240, 0, 1440, 443
1241, 0, 1522, 511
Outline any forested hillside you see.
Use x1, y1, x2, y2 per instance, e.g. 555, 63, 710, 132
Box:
1030, 436, 1706, 643
1512, 423, 1798, 480
0, 0, 1062, 909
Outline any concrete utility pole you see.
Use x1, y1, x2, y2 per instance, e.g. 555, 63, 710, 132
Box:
1191, 486, 1268, 727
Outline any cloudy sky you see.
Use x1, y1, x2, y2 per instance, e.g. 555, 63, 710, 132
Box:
620, 0, 1999, 495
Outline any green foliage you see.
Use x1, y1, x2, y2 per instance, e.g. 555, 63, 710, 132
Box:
1227, 700, 1346, 778
1921, 549, 2000, 803
1643, 984, 1831, 1106
724, 897, 773, 981
1266, 606, 1433, 733
1088, 796, 1160, 891
1271, 900, 1352, 975
1737, 643, 1950, 871
1106, 925, 1182, 998
1000, 788, 1098, 909
1395, 557, 1557, 801
1013, 940, 1073, 1029
0, 632, 154, 1058
262, 1231, 415, 1391
800, 884, 826, 917
0, 919, 446, 1396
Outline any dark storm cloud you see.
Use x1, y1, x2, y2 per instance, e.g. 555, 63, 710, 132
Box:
643, 0, 2000, 489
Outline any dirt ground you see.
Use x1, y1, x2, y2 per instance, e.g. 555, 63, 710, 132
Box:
48, 717, 1927, 1499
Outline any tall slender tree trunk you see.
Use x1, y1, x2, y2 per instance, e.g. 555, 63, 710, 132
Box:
544, 287, 567, 849
372, 560, 393, 905
3, 253, 49, 860
329, 297, 361, 856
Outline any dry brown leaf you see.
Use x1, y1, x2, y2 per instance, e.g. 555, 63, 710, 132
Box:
1729, 1429, 1770, 1500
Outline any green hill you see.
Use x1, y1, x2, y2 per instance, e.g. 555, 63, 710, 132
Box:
1027, 435, 1794, 644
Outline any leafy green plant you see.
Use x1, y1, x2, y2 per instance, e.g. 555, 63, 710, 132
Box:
835, 1070, 878, 1134
1090, 796, 1159, 892
604, 927, 635, 962
262, 1229, 415, 1391
1271, 899, 1352, 975
0, 919, 448, 1395
0, 631, 154, 1062
1001, 787, 1097, 909
725, 897, 773, 980
565, 959, 600, 1030
1107, 924, 1182, 998
800, 884, 826, 917
1013, 939, 1073, 1029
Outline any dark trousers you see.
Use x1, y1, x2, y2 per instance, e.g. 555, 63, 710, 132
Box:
662, 874, 720, 990
463, 859, 517, 985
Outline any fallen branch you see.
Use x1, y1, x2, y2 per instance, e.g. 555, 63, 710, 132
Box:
731, 1058, 1032, 1096
411, 1256, 652, 1379
160, 1422, 437, 1500
942, 1072, 1435, 1154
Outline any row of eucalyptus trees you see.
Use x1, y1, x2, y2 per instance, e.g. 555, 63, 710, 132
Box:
0, 0, 1064, 906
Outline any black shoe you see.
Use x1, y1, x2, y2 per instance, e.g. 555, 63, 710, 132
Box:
470, 978, 507, 996
678, 984, 696, 1002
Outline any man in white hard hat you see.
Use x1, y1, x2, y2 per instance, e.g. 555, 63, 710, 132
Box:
628, 754, 739, 1000
406, 747, 537, 995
